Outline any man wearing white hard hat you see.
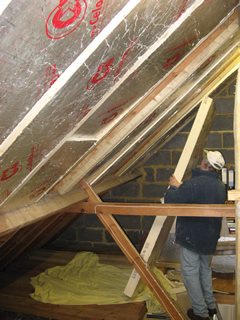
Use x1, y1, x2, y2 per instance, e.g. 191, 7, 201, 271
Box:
164, 150, 226, 320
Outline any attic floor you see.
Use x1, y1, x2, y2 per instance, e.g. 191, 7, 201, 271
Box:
0, 250, 235, 320
0, 310, 52, 320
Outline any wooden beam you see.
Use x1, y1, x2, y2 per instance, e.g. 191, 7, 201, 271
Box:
175, 97, 216, 180
210, 70, 238, 98
75, 202, 235, 218
124, 97, 216, 297
33, 212, 81, 249
0, 0, 12, 15
0, 229, 19, 248
0, 172, 141, 237
3, 1, 208, 205
55, 10, 238, 195
81, 180, 185, 320
117, 52, 240, 176
234, 66, 240, 320
0, 214, 61, 270
215, 294, 235, 306
228, 189, 240, 201
87, 18, 238, 185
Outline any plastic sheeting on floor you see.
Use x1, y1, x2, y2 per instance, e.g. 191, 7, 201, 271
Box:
30, 251, 176, 313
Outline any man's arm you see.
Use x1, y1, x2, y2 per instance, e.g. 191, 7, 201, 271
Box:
164, 176, 193, 204
168, 174, 182, 188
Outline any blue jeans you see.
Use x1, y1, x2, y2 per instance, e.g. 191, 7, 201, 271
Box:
180, 246, 216, 317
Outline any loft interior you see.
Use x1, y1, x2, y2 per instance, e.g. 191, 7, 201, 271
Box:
0, 1, 240, 320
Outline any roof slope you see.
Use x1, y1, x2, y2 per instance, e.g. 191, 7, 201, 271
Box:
0, 1, 239, 257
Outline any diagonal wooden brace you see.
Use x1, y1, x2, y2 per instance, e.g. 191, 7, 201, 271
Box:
124, 96, 216, 297
81, 179, 185, 320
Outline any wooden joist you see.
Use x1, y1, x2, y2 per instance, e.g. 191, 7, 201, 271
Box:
0, 230, 19, 248
33, 212, 81, 250
0, 212, 81, 270
77, 202, 235, 218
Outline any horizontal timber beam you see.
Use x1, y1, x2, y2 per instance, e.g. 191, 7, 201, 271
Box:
72, 202, 235, 217
0, 171, 141, 237
81, 180, 185, 320
228, 189, 240, 201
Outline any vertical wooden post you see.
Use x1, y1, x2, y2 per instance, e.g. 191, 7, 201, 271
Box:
124, 97, 216, 297
234, 67, 240, 320
81, 180, 185, 320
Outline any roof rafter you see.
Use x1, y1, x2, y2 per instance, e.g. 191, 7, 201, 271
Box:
53, 12, 239, 193
117, 51, 240, 176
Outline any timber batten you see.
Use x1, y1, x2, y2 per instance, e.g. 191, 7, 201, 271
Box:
76, 202, 235, 217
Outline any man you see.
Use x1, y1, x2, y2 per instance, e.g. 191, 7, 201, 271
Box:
164, 150, 226, 320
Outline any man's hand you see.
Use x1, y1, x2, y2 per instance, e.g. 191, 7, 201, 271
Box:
168, 174, 182, 188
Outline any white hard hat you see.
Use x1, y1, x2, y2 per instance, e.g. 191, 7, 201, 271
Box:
204, 149, 225, 170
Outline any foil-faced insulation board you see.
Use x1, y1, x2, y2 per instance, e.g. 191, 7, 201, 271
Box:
86, 44, 240, 183
0, 0, 239, 209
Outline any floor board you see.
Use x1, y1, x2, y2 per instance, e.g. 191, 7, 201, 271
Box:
0, 250, 146, 320
0, 249, 235, 320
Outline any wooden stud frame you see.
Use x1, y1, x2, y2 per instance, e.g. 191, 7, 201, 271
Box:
234, 67, 240, 320
81, 179, 186, 320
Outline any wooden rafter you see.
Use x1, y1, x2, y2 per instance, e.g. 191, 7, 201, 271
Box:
0, 214, 60, 269
52, 10, 239, 195
0, 2, 238, 318
0, 0, 210, 206
119, 42, 239, 179
86, 18, 239, 184
117, 51, 240, 176
0, 1, 12, 15
0, 230, 19, 248
0, 212, 82, 270
0, 171, 141, 237
0, 1, 143, 207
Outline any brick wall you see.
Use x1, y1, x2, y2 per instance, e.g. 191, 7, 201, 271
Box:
48, 80, 236, 253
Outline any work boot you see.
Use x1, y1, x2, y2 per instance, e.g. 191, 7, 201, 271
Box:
208, 308, 217, 317
187, 309, 210, 320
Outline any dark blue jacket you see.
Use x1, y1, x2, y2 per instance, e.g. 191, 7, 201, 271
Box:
164, 169, 226, 255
